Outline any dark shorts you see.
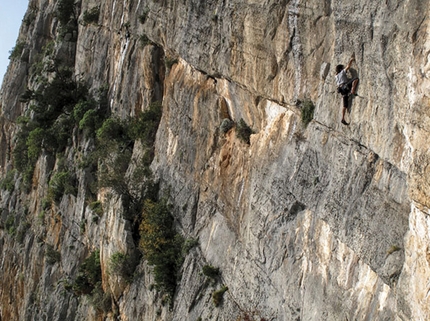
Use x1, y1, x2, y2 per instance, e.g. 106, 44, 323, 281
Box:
338, 77, 358, 107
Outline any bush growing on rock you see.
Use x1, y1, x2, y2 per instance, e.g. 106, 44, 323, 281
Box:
139, 199, 184, 300
236, 118, 253, 144
220, 118, 234, 134
138, 7, 150, 24
56, 0, 77, 26
0, 170, 16, 192
48, 171, 77, 203
301, 99, 315, 128
108, 252, 137, 282
212, 285, 228, 307
72, 250, 102, 295
45, 244, 61, 265
202, 265, 220, 279
8, 41, 25, 60
82, 6, 100, 25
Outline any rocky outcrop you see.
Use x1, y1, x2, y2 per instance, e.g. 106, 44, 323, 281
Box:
0, 0, 429, 320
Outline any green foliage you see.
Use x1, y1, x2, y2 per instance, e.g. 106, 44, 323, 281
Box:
138, 7, 150, 24
16, 221, 31, 244
82, 6, 100, 25
139, 34, 153, 47
72, 250, 102, 295
220, 118, 234, 134
202, 265, 220, 279
301, 99, 315, 128
37, 210, 46, 224
212, 286, 228, 307
26, 127, 46, 164
0, 170, 17, 192
73, 99, 96, 123
48, 171, 77, 202
57, 0, 76, 26
9, 41, 25, 60
108, 252, 137, 281
13, 68, 95, 187
73, 99, 104, 134
94, 104, 162, 206
5, 215, 16, 236
23, 6, 38, 26
51, 114, 74, 151
88, 287, 112, 313
13, 119, 33, 176
30, 68, 87, 123
127, 101, 162, 145
45, 244, 61, 264
96, 117, 126, 142
89, 200, 103, 216
139, 199, 184, 299
28, 40, 56, 78
236, 118, 253, 144
182, 237, 199, 254
78, 109, 97, 131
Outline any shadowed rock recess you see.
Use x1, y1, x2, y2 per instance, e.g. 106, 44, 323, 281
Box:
0, 0, 429, 320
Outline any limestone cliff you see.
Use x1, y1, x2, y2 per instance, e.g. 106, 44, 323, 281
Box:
1, 0, 429, 320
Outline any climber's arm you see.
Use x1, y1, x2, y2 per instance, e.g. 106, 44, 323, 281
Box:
344, 58, 355, 72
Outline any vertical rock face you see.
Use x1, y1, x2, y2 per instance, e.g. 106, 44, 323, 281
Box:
0, 0, 429, 320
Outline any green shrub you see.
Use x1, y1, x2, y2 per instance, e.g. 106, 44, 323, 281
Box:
82, 6, 100, 25
23, 6, 38, 26
236, 118, 253, 144
95, 107, 162, 203
220, 118, 234, 134
16, 221, 31, 244
127, 101, 162, 145
0, 170, 17, 192
202, 265, 220, 279
139, 199, 184, 299
8, 41, 25, 60
73, 99, 96, 123
80, 109, 101, 132
96, 118, 126, 142
108, 252, 137, 281
89, 201, 103, 216
38, 210, 46, 224
139, 34, 153, 47
301, 99, 315, 128
57, 0, 76, 25
13, 66, 95, 191
212, 286, 228, 307
48, 171, 77, 202
13, 120, 32, 173
26, 127, 47, 164
50, 114, 74, 152
72, 250, 102, 295
88, 287, 112, 313
138, 7, 150, 24
183, 237, 199, 254
5, 215, 16, 236
45, 244, 61, 264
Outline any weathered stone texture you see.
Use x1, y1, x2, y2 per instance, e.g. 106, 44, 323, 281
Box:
0, 0, 430, 320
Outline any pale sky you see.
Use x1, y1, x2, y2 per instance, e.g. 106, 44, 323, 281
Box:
0, 0, 29, 85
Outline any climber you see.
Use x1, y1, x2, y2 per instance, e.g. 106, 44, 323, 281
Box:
335, 56, 359, 125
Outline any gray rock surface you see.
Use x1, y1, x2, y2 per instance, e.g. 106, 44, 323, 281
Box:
0, 0, 429, 320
